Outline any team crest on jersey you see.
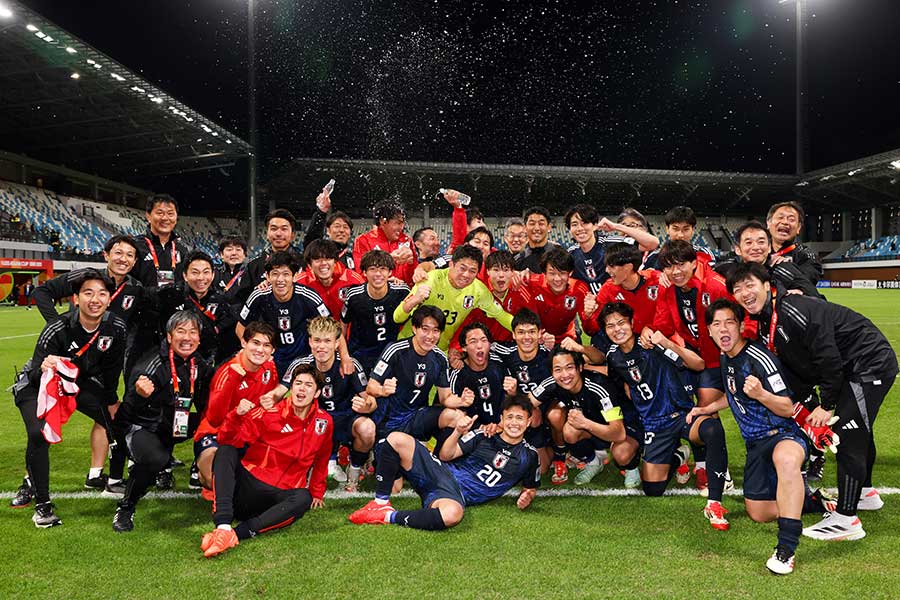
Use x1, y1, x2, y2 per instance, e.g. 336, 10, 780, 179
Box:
586, 266, 596, 280
492, 452, 509, 469
682, 307, 695, 322
414, 372, 427, 387
339, 287, 348, 301
346, 257, 355, 270
726, 375, 737, 394
314, 418, 328, 435
322, 384, 333, 399
628, 366, 642, 383
479, 384, 491, 400
647, 286, 658, 301
278, 316, 291, 331
262, 370, 271, 384
463, 295, 475, 309
374, 312, 386, 326
564, 296, 577, 310
701, 292, 711, 307
97, 336, 113, 352
121, 295, 134, 310
207, 303, 218, 315
516, 369, 530, 383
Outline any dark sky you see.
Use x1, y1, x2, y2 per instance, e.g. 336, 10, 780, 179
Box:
18, 0, 900, 211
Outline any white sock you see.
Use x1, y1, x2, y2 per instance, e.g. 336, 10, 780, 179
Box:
374, 498, 389, 505
585, 456, 600, 466
217, 524, 232, 531
695, 461, 706, 472
88, 467, 103, 479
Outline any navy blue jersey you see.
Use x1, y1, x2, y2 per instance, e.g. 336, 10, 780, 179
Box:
530, 371, 624, 425
567, 233, 630, 293
447, 430, 541, 505
606, 339, 695, 432
282, 354, 367, 417
239, 284, 330, 375
341, 282, 409, 367
449, 360, 507, 424
490, 342, 551, 397
720, 341, 800, 442
370, 340, 450, 431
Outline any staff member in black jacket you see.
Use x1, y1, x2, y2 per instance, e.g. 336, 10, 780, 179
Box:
727, 262, 897, 542
112, 310, 214, 532
12, 269, 128, 527
766, 201, 823, 286
235, 208, 300, 306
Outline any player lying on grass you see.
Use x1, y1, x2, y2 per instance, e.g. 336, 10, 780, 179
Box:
698, 299, 836, 574
348, 394, 540, 530
200, 363, 332, 557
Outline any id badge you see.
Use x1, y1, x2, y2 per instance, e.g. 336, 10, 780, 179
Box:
157, 270, 175, 288
173, 409, 189, 438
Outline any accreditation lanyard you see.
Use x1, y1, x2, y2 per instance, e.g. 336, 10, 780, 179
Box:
109, 282, 126, 303
188, 295, 217, 322
766, 288, 779, 354
773, 244, 796, 257
145, 237, 177, 271
74, 330, 101, 358
224, 267, 245, 291
169, 350, 196, 438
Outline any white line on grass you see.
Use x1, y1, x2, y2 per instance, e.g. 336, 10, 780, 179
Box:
0, 332, 38, 340
2, 487, 899, 501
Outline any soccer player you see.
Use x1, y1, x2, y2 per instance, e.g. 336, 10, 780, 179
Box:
199, 362, 331, 557
239, 208, 299, 299
12, 269, 128, 525
237, 251, 330, 376
700, 299, 835, 574
214, 236, 247, 300
348, 394, 539, 530
503, 217, 528, 256
766, 201, 822, 286
278, 317, 374, 491
367, 305, 467, 443
526, 247, 599, 344
642, 205, 715, 271
112, 311, 215, 532
394, 244, 513, 352
352, 197, 418, 285
157, 250, 237, 366
297, 239, 366, 318
341, 250, 410, 374
192, 321, 279, 493
516, 206, 560, 272
413, 227, 442, 263
602, 302, 731, 529
132, 194, 185, 289
449, 323, 509, 425
530, 346, 626, 485
727, 262, 897, 541
305, 188, 356, 269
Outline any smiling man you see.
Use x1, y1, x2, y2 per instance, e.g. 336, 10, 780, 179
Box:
516, 206, 559, 272
353, 197, 419, 285
297, 239, 366, 319
133, 194, 184, 289
238, 209, 300, 304
766, 201, 822, 287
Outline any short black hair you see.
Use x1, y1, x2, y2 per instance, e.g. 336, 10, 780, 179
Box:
550, 344, 584, 369
511, 307, 541, 331
265, 208, 297, 231
265, 250, 302, 274
413, 227, 435, 243
242, 320, 277, 345
459, 322, 492, 347
325, 210, 353, 231
218, 236, 247, 254
183, 250, 214, 271
540, 247, 574, 273
411, 304, 446, 331
523, 206, 551, 223
766, 201, 805, 224
502, 393, 534, 417
725, 261, 771, 295
564, 204, 600, 228
373, 197, 406, 225
734, 221, 772, 245
303, 239, 339, 263
451, 244, 484, 271
604, 241, 642, 270
360, 249, 394, 271
599, 301, 634, 326
466, 207, 484, 226
657, 240, 697, 269
664, 206, 697, 228
704, 298, 745, 326
72, 268, 115, 294
146, 193, 178, 214
464, 226, 493, 248
104, 234, 139, 255
484, 249, 516, 270
289, 362, 324, 392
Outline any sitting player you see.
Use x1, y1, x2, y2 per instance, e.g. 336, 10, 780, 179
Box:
700, 299, 835, 574
601, 303, 731, 530
200, 363, 332, 557
348, 394, 540, 530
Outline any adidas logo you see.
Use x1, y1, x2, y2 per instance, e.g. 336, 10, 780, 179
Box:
238, 381, 249, 390
841, 420, 859, 430
615, 293, 625, 301
280, 424, 293, 433
144, 253, 153, 261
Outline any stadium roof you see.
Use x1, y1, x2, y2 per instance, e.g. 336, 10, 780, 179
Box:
266, 157, 800, 218
0, 1, 251, 183
793, 147, 900, 210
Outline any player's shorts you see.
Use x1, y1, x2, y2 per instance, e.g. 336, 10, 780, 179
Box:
403, 440, 466, 508
698, 367, 724, 392
378, 405, 443, 442
193, 434, 219, 459
525, 422, 551, 449
331, 412, 370, 446
641, 418, 690, 466
743, 430, 808, 501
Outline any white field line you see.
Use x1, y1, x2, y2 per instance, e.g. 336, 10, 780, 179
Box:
0, 332, 39, 340
2, 487, 899, 501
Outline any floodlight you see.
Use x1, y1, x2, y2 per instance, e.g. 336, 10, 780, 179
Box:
65, 46, 76, 54
0, 5, 13, 18
26, 24, 37, 31
70, 72, 80, 80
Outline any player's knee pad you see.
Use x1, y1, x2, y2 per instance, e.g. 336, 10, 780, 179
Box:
642, 480, 668, 497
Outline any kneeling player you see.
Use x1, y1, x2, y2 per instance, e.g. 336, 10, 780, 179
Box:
348, 394, 540, 530
201, 363, 331, 557
700, 300, 834, 574
602, 302, 731, 530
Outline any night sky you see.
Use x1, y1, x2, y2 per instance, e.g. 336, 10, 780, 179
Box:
16, 0, 900, 211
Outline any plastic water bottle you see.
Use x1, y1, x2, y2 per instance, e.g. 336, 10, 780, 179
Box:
437, 188, 470, 206
323, 179, 335, 195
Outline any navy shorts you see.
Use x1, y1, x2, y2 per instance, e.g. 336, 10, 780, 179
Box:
402, 440, 466, 508
743, 431, 808, 501
378, 405, 443, 442
698, 367, 724, 392
331, 412, 369, 447
193, 434, 219, 460
525, 422, 552, 449
642, 418, 690, 466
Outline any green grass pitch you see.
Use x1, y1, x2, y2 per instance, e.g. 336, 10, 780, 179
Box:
1, 290, 899, 599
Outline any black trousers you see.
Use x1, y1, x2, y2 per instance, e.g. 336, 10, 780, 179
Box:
119, 426, 190, 506
17, 380, 125, 504
212, 444, 312, 537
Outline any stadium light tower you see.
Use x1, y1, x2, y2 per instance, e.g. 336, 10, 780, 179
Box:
0, 4, 13, 19
779, 0, 808, 175
247, 0, 258, 246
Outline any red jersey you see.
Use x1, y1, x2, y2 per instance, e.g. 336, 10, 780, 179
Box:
194, 353, 279, 442
450, 284, 533, 349
527, 274, 598, 342
595, 269, 662, 335
217, 400, 332, 499
352, 227, 419, 285
297, 262, 366, 319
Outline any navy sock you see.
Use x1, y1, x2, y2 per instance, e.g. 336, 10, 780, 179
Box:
553, 444, 567, 463
349, 449, 368, 469
698, 419, 727, 502
617, 453, 641, 471
391, 508, 446, 531
568, 440, 595, 463
374, 442, 401, 500
777, 517, 802, 553
691, 442, 706, 466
